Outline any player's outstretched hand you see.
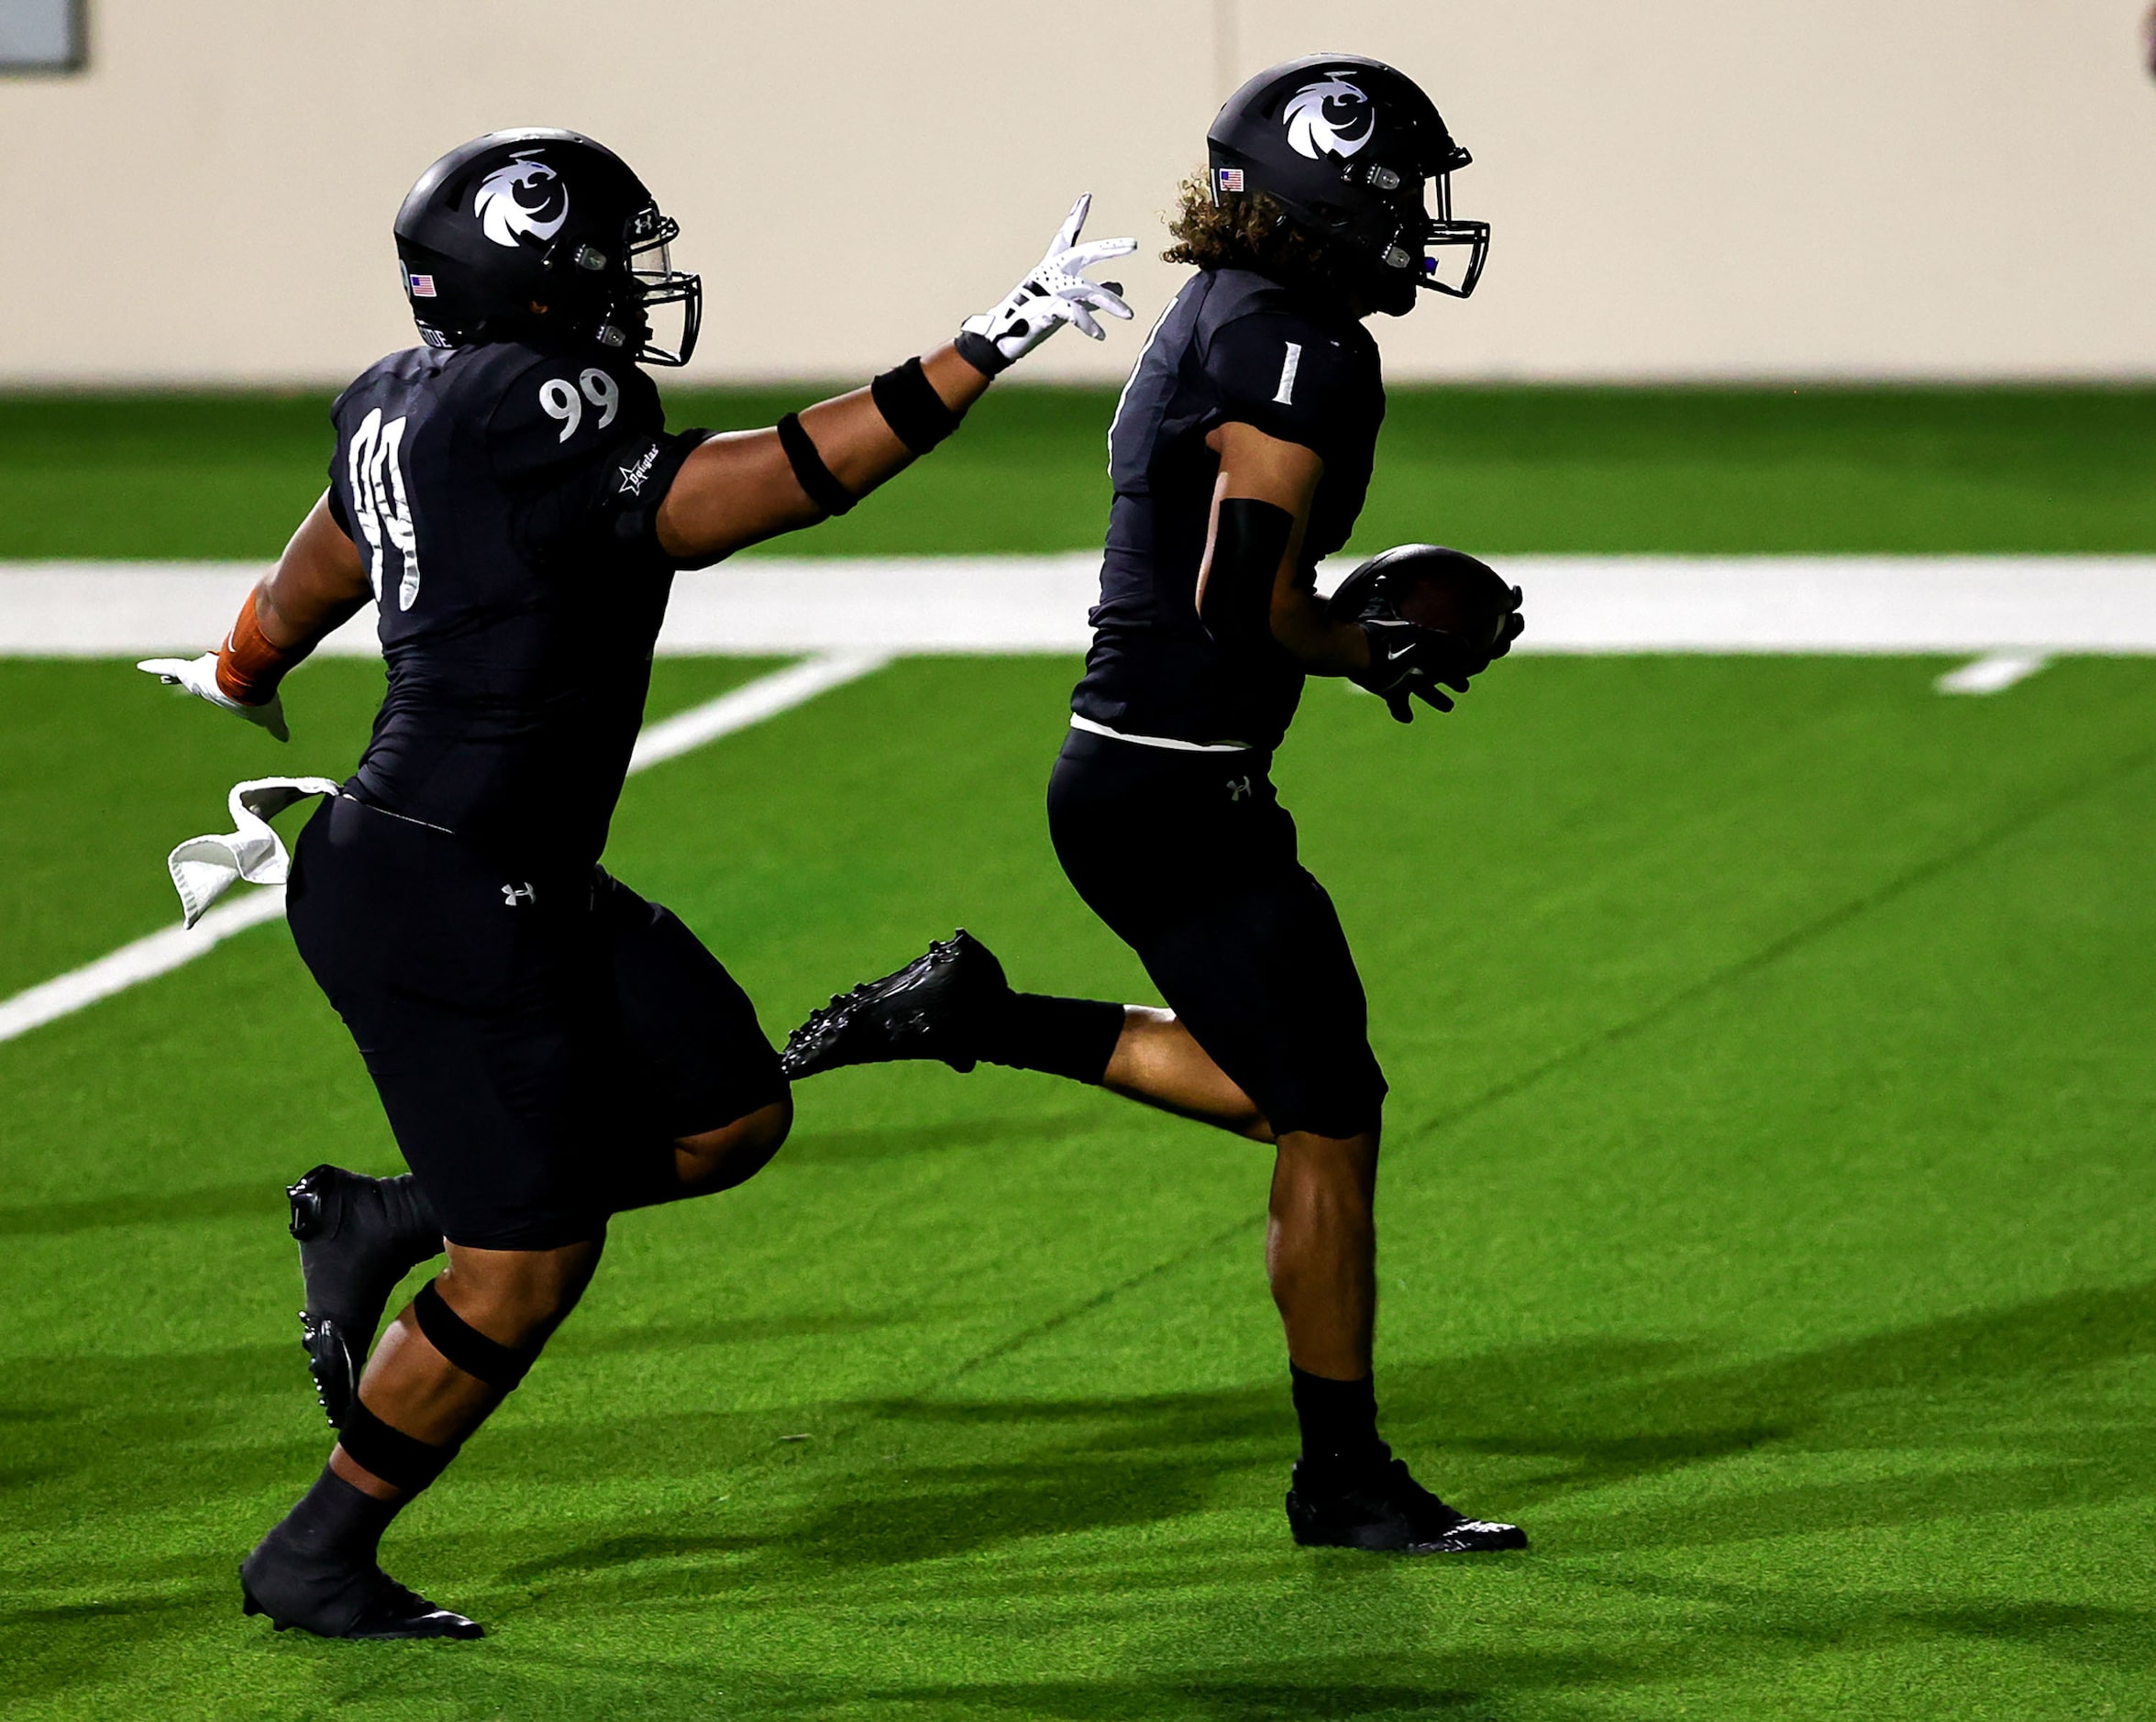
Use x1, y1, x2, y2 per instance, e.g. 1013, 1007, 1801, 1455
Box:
138, 652, 290, 742
958, 193, 1135, 374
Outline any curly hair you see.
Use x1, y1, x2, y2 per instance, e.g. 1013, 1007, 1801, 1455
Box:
1161, 171, 1369, 303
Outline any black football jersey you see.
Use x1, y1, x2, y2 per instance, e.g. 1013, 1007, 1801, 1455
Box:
1071, 268, 1385, 752
326, 339, 705, 873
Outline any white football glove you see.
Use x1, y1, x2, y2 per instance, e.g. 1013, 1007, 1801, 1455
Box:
138, 652, 290, 743
959, 193, 1135, 372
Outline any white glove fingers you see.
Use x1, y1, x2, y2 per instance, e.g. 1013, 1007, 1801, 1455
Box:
138, 648, 288, 737
1058, 237, 1137, 272
970, 199, 1139, 369
1046, 193, 1092, 259
1070, 283, 1134, 320
249, 696, 293, 744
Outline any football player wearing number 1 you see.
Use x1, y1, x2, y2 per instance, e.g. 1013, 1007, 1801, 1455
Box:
785, 57, 1529, 1554
139, 128, 1133, 1639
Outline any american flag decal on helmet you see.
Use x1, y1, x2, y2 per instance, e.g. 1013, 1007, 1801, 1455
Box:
1218, 168, 1244, 192
407, 273, 437, 298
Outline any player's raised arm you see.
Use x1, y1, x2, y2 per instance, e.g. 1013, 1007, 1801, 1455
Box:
138, 491, 371, 741
656, 194, 1133, 564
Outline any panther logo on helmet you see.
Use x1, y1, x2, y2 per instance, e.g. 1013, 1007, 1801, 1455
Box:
1283, 76, 1375, 160
474, 151, 569, 248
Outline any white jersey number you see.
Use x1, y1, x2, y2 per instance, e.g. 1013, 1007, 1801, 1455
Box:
537, 368, 621, 442
347, 407, 421, 613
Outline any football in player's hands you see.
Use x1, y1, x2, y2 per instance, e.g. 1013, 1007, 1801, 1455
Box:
1328, 544, 1521, 658
1330, 544, 1524, 723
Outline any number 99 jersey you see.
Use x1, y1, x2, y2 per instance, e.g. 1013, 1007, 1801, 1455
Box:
326, 338, 709, 875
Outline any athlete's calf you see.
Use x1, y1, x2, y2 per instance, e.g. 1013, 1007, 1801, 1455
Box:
242, 1236, 601, 1639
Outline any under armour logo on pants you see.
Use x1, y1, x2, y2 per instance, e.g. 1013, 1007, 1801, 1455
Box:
501, 882, 536, 907
1226, 776, 1253, 801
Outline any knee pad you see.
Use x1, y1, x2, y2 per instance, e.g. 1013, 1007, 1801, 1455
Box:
413, 1279, 537, 1391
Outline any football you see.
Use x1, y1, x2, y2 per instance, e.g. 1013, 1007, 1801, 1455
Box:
1327, 543, 1515, 652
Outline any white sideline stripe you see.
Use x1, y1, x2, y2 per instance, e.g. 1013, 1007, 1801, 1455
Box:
16, 555, 2156, 656
0, 651, 890, 1048
0, 889, 288, 1045
629, 649, 890, 770
1936, 652, 2051, 695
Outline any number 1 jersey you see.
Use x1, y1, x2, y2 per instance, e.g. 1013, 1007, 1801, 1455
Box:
326, 338, 706, 875
1073, 268, 1386, 754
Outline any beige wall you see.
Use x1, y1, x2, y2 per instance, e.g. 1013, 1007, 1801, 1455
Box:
2, 2, 2152, 385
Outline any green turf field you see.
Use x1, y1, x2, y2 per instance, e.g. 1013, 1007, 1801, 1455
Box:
9, 383, 2156, 558
3, 392, 2154, 1718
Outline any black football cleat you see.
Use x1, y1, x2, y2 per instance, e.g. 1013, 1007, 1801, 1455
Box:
288, 1165, 443, 1429
241, 1562, 482, 1641
1286, 1456, 1528, 1554
782, 929, 1009, 1080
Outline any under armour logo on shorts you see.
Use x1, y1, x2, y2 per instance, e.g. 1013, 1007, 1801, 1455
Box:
502, 882, 536, 907
1226, 776, 1253, 801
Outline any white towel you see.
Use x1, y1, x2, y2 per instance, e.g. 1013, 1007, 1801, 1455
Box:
167, 777, 342, 929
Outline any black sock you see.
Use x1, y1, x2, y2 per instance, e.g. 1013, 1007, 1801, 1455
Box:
381, 1173, 443, 1259
1290, 1363, 1387, 1471
976, 994, 1124, 1084
272, 1463, 403, 1570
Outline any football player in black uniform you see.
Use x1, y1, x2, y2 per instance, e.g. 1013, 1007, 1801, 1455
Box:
784, 57, 1529, 1555
140, 128, 1133, 1639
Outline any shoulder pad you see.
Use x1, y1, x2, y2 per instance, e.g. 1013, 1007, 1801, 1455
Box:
476, 347, 664, 482
1204, 309, 1375, 454
330, 346, 437, 422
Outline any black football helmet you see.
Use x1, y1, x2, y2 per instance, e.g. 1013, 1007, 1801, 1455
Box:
1208, 54, 1487, 315
392, 128, 701, 365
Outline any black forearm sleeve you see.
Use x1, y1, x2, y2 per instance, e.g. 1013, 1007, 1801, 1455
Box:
869, 357, 964, 454
1199, 498, 1294, 651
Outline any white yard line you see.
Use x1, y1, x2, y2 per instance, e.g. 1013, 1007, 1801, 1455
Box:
12, 555, 2156, 656
1934, 652, 2051, 695
629, 650, 888, 769
2, 548, 2146, 1041
0, 651, 890, 1048
0, 889, 289, 1045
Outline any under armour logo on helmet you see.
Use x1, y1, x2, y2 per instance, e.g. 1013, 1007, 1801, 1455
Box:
1284, 76, 1374, 160
475, 151, 569, 248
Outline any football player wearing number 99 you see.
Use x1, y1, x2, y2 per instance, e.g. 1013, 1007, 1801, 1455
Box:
783, 58, 1529, 1555
138, 127, 1133, 1640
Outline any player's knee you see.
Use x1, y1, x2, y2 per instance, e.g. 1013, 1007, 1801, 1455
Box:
1276, 1126, 1381, 1195
675, 1093, 792, 1196
727, 1092, 794, 1183
437, 1239, 601, 1354
1234, 1098, 1278, 1142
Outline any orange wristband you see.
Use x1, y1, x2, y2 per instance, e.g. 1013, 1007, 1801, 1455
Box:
215, 592, 304, 705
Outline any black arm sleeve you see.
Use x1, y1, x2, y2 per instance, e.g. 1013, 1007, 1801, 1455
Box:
1199, 497, 1294, 652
